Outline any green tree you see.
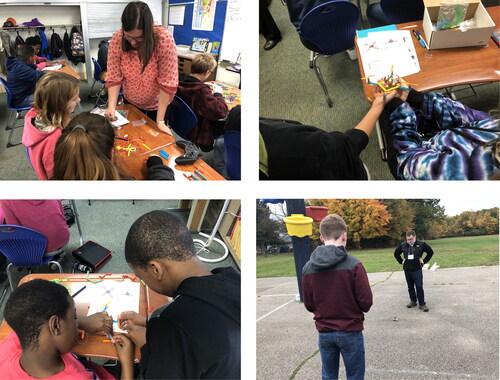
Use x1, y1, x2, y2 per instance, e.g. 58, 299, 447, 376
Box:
406, 199, 445, 239
256, 200, 284, 257
380, 199, 415, 244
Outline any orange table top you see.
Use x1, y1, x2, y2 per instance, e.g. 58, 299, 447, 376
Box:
43, 60, 81, 80
208, 81, 241, 110
356, 6, 500, 103
0, 273, 169, 360
112, 104, 226, 181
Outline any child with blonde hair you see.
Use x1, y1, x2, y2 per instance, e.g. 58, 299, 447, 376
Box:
22, 71, 80, 180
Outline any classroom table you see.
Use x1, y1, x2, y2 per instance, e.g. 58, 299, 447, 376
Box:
0, 273, 169, 360
207, 81, 241, 110
112, 104, 226, 181
356, 6, 500, 104
42, 60, 81, 80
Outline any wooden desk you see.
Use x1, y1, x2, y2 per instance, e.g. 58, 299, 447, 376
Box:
0, 273, 169, 360
208, 81, 241, 110
113, 104, 226, 181
43, 60, 81, 80
357, 6, 500, 103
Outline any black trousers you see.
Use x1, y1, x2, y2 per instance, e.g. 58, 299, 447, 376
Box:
259, 0, 282, 41
405, 269, 425, 305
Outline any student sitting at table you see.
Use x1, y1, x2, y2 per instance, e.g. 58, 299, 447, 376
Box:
176, 52, 229, 152
119, 210, 241, 379
0, 199, 69, 258
259, 88, 396, 180
380, 87, 500, 180
52, 112, 174, 180
22, 71, 80, 180
5, 44, 45, 108
25, 35, 48, 69
0, 279, 133, 379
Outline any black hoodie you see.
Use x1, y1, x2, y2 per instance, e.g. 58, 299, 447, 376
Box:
140, 266, 241, 379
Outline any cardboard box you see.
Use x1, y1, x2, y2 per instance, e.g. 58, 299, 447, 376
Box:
422, 0, 495, 49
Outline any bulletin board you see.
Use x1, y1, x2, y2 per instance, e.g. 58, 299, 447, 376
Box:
168, 0, 228, 51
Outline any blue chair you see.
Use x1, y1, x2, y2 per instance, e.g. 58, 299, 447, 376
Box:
0, 225, 63, 290
167, 95, 198, 141
88, 58, 107, 107
367, 0, 424, 27
223, 130, 241, 180
0, 77, 31, 148
299, 1, 360, 107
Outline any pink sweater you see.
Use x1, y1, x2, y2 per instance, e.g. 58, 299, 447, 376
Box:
21, 108, 62, 180
106, 25, 178, 110
0, 200, 69, 254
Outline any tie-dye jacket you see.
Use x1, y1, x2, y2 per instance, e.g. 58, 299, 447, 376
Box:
390, 92, 499, 180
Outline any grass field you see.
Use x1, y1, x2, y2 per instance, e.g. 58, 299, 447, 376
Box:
256, 235, 499, 278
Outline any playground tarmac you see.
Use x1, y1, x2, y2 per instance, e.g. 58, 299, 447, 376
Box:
257, 266, 499, 380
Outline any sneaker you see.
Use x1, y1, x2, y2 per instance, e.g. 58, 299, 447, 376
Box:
419, 305, 429, 312
407, 301, 417, 308
346, 48, 357, 61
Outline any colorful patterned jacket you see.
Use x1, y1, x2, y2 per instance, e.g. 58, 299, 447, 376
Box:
388, 90, 499, 180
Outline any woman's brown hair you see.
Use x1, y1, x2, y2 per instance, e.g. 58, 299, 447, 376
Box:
52, 112, 126, 180
33, 71, 80, 128
121, 1, 155, 74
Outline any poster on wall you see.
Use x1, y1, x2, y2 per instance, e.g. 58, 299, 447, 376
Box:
192, 0, 217, 31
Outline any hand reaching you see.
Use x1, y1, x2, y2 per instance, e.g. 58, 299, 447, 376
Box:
78, 312, 113, 336
119, 311, 147, 328
112, 334, 135, 364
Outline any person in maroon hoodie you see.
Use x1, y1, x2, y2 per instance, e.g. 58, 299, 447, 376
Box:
176, 53, 229, 152
22, 71, 80, 180
302, 214, 373, 380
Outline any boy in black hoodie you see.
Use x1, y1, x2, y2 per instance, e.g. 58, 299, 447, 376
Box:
119, 210, 241, 379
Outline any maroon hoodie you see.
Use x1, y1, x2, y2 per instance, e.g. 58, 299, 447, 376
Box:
21, 108, 62, 180
302, 245, 373, 332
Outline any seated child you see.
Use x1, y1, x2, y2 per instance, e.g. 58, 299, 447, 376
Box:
380, 88, 500, 180
0, 199, 69, 256
25, 35, 48, 69
176, 53, 229, 152
260, 89, 396, 180
119, 210, 241, 379
52, 112, 173, 180
22, 71, 80, 180
5, 44, 45, 107
0, 279, 134, 379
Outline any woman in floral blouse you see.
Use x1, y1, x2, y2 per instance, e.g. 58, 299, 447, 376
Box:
104, 1, 178, 135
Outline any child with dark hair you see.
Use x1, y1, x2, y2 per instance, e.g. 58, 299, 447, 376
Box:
5, 44, 45, 107
0, 279, 134, 379
25, 35, 48, 69
120, 210, 241, 379
52, 112, 174, 180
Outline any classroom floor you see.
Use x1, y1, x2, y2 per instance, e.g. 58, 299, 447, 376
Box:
260, 0, 500, 180
0, 80, 217, 180
0, 199, 239, 320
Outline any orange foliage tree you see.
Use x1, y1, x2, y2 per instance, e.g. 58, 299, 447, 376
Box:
308, 199, 392, 249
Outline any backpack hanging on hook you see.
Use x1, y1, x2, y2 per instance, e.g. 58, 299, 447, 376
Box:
50, 31, 63, 59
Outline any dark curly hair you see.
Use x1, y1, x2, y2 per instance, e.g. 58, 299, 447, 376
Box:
4, 279, 70, 350
125, 211, 196, 269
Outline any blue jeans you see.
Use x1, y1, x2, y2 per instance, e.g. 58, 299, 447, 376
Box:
318, 330, 365, 380
405, 269, 425, 305
366, 3, 391, 28
13, 94, 34, 108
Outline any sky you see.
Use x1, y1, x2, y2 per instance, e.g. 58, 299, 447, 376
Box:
265, 199, 499, 218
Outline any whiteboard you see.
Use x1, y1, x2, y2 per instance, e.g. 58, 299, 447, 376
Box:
86, 0, 163, 39
219, 0, 241, 63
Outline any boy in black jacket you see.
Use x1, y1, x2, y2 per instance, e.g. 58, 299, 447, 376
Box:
394, 230, 434, 312
120, 210, 241, 379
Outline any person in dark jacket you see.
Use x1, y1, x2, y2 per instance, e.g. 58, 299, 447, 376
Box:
176, 52, 229, 152
5, 44, 45, 107
260, 89, 397, 180
394, 230, 434, 312
302, 214, 373, 380
120, 210, 241, 379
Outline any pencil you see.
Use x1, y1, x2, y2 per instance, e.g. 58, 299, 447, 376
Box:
102, 339, 112, 343
71, 285, 86, 298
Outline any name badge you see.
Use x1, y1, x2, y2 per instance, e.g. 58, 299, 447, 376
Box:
408, 254, 414, 260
